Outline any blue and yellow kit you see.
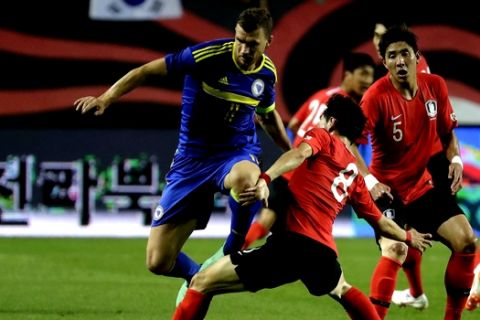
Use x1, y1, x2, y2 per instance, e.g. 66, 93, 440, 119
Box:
165, 38, 277, 158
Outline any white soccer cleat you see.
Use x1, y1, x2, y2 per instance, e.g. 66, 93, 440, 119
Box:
466, 264, 480, 311
391, 289, 429, 310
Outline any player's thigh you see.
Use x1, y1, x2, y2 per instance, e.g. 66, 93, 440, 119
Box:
231, 233, 301, 292
300, 242, 342, 296
437, 214, 477, 252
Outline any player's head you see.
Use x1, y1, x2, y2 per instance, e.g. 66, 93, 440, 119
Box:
321, 94, 366, 143
234, 8, 273, 71
379, 25, 419, 84
371, 14, 407, 58
378, 24, 418, 59
341, 52, 375, 100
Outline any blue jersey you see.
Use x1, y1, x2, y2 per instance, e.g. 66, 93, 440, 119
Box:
165, 38, 277, 158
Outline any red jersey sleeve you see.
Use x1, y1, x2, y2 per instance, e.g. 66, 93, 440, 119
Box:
431, 75, 458, 137
301, 127, 330, 155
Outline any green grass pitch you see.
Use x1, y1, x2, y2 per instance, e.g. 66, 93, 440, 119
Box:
0, 237, 477, 320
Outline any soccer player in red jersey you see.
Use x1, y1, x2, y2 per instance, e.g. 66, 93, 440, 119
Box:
374, 21, 471, 312
374, 20, 432, 309
242, 52, 375, 249
171, 94, 433, 320
352, 25, 478, 319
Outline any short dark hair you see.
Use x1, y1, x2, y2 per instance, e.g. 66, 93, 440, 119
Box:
323, 94, 366, 143
236, 8, 273, 38
342, 52, 375, 73
379, 25, 418, 58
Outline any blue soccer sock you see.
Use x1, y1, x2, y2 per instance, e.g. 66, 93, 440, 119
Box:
167, 252, 201, 282
224, 190, 262, 254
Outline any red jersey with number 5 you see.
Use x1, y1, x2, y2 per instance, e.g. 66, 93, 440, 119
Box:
359, 73, 457, 204
287, 128, 382, 254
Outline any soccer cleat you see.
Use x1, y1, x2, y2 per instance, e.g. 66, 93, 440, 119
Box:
391, 289, 429, 310
466, 264, 480, 311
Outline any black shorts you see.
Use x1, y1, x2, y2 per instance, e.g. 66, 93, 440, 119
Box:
427, 152, 464, 216
231, 231, 341, 296
375, 188, 465, 241
267, 176, 294, 233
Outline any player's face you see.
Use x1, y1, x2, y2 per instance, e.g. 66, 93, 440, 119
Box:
383, 41, 418, 85
319, 114, 328, 129
373, 23, 387, 58
349, 65, 375, 97
234, 24, 271, 71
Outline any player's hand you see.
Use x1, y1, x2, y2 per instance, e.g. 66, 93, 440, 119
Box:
74, 96, 109, 116
238, 179, 270, 207
370, 182, 394, 202
407, 227, 433, 252
448, 163, 463, 194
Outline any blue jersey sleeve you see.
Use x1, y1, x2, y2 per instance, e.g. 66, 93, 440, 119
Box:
164, 46, 196, 75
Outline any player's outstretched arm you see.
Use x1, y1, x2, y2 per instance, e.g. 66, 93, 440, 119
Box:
257, 110, 292, 152
350, 144, 394, 202
239, 142, 312, 206
74, 58, 168, 115
376, 216, 433, 252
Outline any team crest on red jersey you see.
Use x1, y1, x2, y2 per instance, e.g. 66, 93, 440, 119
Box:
425, 100, 437, 118
383, 208, 395, 219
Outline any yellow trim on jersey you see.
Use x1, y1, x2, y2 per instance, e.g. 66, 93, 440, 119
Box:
264, 57, 277, 83
232, 42, 267, 75
256, 103, 275, 114
202, 82, 260, 106
193, 42, 234, 63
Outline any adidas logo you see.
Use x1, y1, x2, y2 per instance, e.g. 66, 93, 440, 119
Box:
218, 76, 228, 85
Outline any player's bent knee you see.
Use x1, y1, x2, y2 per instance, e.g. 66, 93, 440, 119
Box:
382, 241, 408, 261
454, 235, 478, 253
189, 271, 209, 293
146, 254, 173, 275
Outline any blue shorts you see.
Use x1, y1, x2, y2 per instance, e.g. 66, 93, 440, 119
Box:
151, 151, 260, 229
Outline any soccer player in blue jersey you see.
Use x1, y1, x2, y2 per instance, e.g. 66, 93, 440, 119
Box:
74, 7, 291, 288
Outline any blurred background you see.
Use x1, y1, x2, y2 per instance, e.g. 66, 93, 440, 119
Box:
0, 0, 479, 236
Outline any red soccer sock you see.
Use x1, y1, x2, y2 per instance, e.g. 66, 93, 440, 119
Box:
369, 256, 402, 319
403, 247, 424, 297
444, 252, 476, 320
242, 221, 269, 250
340, 287, 380, 320
172, 288, 210, 320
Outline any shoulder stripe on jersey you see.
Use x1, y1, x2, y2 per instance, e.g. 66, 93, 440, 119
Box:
256, 103, 275, 114
202, 82, 260, 106
264, 57, 277, 82
192, 41, 233, 56
193, 42, 233, 63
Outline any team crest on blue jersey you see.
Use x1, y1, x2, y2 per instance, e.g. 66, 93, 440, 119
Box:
425, 100, 437, 118
153, 205, 164, 221
383, 208, 395, 219
251, 79, 265, 97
